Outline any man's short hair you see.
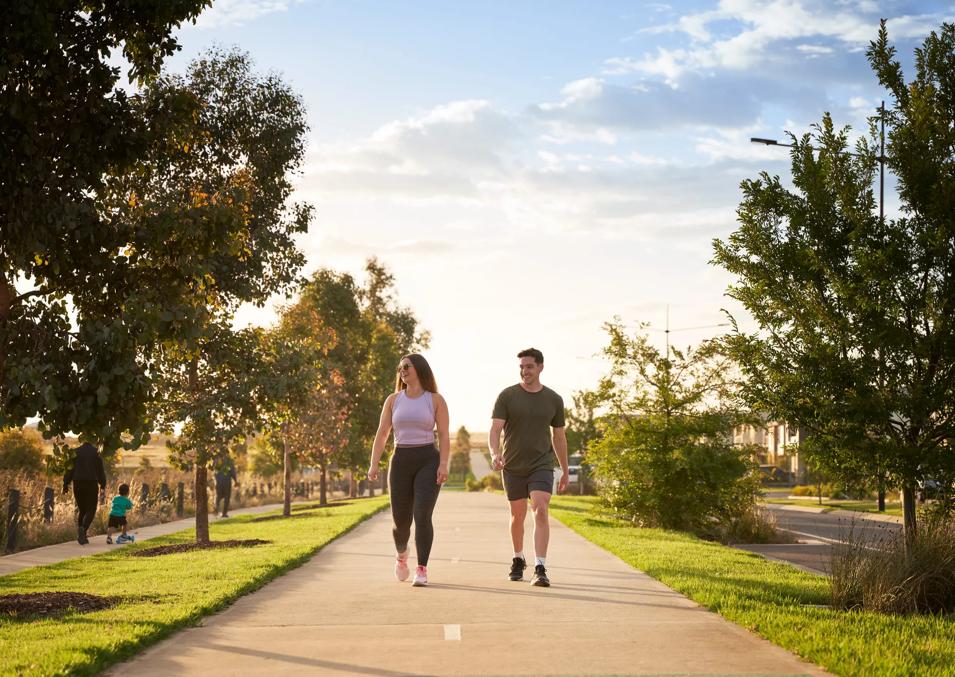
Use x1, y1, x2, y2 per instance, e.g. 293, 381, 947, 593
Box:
517, 348, 544, 364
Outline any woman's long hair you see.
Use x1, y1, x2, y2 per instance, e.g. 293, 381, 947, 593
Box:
394, 353, 438, 393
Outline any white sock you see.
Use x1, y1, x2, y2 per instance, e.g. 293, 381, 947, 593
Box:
514, 551, 525, 561
535, 556, 546, 567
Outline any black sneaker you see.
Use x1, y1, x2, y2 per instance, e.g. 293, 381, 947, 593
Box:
77, 526, 89, 545
531, 564, 550, 587
509, 557, 526, 581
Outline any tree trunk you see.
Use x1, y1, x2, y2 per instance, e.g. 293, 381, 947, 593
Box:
0, 278, 12, 382
320, 463, 328, 506
282, 429, 292, 517
195, 464, 210, 545
348, 470, 357, 498
901, 483, 918, 549
877, 476, 886, 512
188, 357, 210, 545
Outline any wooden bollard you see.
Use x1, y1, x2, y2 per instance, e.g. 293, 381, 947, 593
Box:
5, 489, 20, 553
43, 487, 55, 523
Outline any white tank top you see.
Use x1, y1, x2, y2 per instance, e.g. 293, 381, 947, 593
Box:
392, 390, 436, 446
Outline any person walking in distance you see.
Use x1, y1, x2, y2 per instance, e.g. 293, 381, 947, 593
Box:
214, 453, 239, 518
369, 354, 450, 587
490, 348, 569, 587
62, 441, 107, 545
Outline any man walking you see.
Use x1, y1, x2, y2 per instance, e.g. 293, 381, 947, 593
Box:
214, 453, 239, 518
63, 441, 107, 545
489, 348, 569, 587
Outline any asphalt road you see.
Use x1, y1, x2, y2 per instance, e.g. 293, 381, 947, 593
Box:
764, 504, 901, 544
735, 505, 902, 574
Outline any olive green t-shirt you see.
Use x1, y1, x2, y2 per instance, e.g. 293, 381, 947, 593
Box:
492, 384, 565, 475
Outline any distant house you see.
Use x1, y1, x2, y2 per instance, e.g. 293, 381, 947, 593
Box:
733, 418, 808, 484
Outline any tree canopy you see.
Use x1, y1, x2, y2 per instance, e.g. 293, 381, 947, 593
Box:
1, 1, 211, 452
713, 20, 955, 535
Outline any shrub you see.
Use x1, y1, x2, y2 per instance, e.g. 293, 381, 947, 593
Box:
830, 516, 955, 614
0, 428, 46, 473
719, 506, 794, 544
465, 473, 502, 492
590, 422, 763, 536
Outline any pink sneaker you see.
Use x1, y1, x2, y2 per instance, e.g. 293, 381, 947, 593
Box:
394, 553, 410, 581
412, 565, 428, 587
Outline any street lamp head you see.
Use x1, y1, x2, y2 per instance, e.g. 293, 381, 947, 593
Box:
750, 137, 779, 145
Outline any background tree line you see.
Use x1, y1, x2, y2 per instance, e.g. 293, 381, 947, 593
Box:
1, 4, 424, 544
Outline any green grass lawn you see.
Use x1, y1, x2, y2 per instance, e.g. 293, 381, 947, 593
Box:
763, 498, 904, 517
0, 497, 388, 676
551, 496, 955, 677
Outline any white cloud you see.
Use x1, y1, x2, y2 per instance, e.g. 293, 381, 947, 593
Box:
194, 0, 302, 29
797, 44, 835, 55
612, 1, 955, 82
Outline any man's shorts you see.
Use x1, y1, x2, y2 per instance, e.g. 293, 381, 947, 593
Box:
107, 515, 127, 528
502, 468, 555, 501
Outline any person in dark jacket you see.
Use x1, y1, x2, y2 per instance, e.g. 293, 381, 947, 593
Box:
214, 454, 239, 518
62, 442, 107, 544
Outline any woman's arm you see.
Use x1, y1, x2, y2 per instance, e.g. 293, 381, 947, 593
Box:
434, 393, 450, 484
368, 394, 395, 481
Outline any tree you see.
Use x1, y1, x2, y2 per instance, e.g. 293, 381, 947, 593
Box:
286, 370, 352, 506
587, 321, 759, 534
712, 20, 955, 541
142, 48, 311, 543
1, 2, 210, 453
565, 389, 603, 457
450, 426, 472, 480
155, 325, 269, 543
0, 428, 45, 473
288, 260, 428, 492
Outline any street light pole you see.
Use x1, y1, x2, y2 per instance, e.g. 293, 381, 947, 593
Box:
750, 100, 887, 225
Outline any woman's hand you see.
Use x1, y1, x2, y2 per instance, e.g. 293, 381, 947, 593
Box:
368, 465, 379, 482
436, 463, 449, 485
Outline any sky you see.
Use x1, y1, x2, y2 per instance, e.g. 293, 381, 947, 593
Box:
157, 0, 953, 430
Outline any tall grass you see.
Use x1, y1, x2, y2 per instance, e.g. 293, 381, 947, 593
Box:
0, 469, 328, 552
830, 516, 955, 614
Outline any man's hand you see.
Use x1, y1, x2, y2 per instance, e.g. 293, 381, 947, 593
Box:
491, 454, 504, 471
558, 469, 569, 493
368, 466, 379, 482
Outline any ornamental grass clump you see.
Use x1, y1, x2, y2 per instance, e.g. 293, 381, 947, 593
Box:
830, 516, 955, 614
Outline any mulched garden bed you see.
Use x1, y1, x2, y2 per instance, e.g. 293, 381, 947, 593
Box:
132, 539, 270, 557
0, 592, 120, 617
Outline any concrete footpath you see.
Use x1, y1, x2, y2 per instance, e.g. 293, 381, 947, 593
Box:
111, 492, 828, 676
0, 502, 289, 577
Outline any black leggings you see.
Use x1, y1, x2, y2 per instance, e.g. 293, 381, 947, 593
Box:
389, 444, 441, 566
73, 480, 99, 532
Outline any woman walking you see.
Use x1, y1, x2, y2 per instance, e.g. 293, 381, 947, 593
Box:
369, 354, 450, 586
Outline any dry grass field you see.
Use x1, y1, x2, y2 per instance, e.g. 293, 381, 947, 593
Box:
37, 432, 175, 469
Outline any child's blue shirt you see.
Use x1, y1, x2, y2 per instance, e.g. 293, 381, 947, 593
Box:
109, 495, 133, 517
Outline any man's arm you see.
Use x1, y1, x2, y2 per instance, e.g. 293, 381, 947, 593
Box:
552, 427, 569, 493
96, 453, 107, 490
489, 418, 505, 470
63, 462, 74, 493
